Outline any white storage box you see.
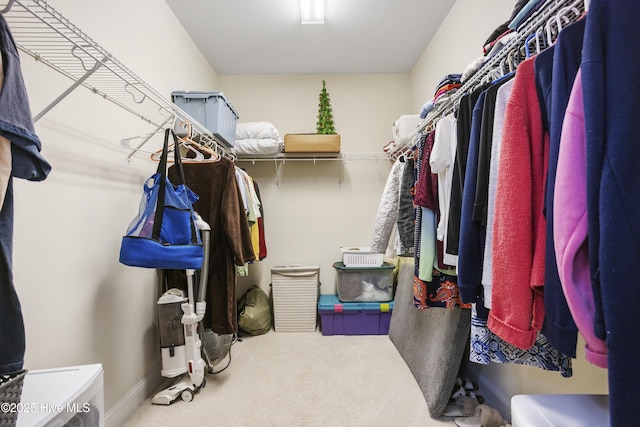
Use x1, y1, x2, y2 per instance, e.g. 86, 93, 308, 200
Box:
172, 91, 239, 147
271, 265, 320, 332
340, 247, 384, 267
17, 364, 104, 427
391, 115, 421, 145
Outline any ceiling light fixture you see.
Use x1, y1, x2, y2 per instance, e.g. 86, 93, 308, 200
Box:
300, 0, 324, 24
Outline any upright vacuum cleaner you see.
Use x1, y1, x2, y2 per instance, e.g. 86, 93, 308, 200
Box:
152, 214, 211, 405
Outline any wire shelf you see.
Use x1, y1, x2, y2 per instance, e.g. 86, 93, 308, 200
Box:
2, 0, 236, 161
386, 0, 585, 161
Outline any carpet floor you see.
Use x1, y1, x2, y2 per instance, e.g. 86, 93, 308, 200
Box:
123, 331, 458, 426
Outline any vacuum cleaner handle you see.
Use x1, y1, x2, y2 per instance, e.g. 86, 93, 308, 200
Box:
193, 212, 211, 304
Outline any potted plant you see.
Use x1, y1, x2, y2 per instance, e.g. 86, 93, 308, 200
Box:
284, 80, 341, 153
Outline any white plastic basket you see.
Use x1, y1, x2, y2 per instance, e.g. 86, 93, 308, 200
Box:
340, 247, 384, 267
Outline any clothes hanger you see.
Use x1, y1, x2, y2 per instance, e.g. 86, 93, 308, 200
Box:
506, 48, 519, 73
149, 122, 205, 163
0, 0, 16, 14
524, 33, 538, 58
176, 121, 220, 163
544, 6, 573, 46
555, 0, 582, 32
149, 138, 205, 163
524, 26, 550, 59
121, 128, 171, 160
545, 14, 557, 46
535, 28, 547, 54
120, 112, 178, 161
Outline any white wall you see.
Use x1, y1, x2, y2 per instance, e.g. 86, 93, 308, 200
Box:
219, 74, 411, 295
10, 0, 218, 422
410, 0, 513, 111
408, 0, 608, 415
10, 0, 412, 422
7, 0, 609, 424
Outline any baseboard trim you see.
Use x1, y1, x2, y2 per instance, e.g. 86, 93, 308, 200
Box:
105, 362, 162, 427
465, 367, 512, 422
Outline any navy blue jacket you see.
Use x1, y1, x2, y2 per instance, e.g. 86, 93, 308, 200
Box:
583, 1, 640, 425
538, 18, 586, 359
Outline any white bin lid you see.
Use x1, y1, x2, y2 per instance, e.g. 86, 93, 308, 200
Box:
17, 364, 104, 427
271, 265, 319, 276
511, 394, 609, 427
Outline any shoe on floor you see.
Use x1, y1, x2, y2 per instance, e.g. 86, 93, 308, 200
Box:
456, 376, 478, 390
454, 404, 508, 427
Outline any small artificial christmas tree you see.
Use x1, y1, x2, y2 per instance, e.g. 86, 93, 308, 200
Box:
316, 80, 337, 134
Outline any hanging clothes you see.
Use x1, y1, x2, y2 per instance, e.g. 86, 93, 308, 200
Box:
581, 1, 640, 424
470, 305, 572, 377
457, 75, 512, 307
414, 132, 437, 282
0, 15, 51, 376
553, 69, 607, 369
398, 155, 416, 255
488, 55, 549, 351
0, 137, 9, 210
412, 131, 466, 310
371, 158, 405, 257
235, 167, 265, 262
168, 158, 255, 335
538, 17, 586, 360
445, 85, 488, 266
252, 179, 267, 260
456, 90, 488, 305
429, 114, 457, 251
0, 49, 9, 210
460, 70, 573, 377
480, 79, 514, 310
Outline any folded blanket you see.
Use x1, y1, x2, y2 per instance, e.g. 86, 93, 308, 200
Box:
236, 121, 281, 141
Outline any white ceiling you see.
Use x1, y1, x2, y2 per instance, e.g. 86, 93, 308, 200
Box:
164, 0, 457, 75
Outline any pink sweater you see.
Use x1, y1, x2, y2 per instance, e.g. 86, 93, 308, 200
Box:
553, 70, 607, 368
488, 57, 549, 349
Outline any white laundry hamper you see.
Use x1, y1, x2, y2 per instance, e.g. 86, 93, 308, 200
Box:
271, 265, 320, 332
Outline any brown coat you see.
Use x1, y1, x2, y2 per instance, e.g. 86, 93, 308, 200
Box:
169, 158, 255, 335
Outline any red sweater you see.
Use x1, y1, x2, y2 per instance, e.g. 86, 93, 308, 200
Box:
487, 57, 549, 349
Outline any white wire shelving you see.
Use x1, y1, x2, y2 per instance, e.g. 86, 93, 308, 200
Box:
1, 0, 236, 161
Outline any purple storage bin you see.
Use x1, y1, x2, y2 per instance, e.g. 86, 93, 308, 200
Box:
318, 294, 393, 336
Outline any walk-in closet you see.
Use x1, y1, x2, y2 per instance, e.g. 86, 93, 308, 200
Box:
0, 0, 633, 426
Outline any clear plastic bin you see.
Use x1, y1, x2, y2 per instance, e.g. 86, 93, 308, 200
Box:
333, 261, 394, 302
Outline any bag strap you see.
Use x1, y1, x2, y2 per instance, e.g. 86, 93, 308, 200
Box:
152, 129, 189, 240
169, 129, 201, 245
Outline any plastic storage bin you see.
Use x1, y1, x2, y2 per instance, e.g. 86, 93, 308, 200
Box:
511, 394, 609, 427
340, 247, 384, 267
333, 261, 394, 302
318, 294, 393, 335
171, 91, 239, 147
271, 265, 320, 332
391, 115, 420, 145
17, 364, 104, 427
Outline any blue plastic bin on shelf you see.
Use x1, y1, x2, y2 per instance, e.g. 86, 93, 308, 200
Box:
171, 91, 239, 147
318, 294, 394, 336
